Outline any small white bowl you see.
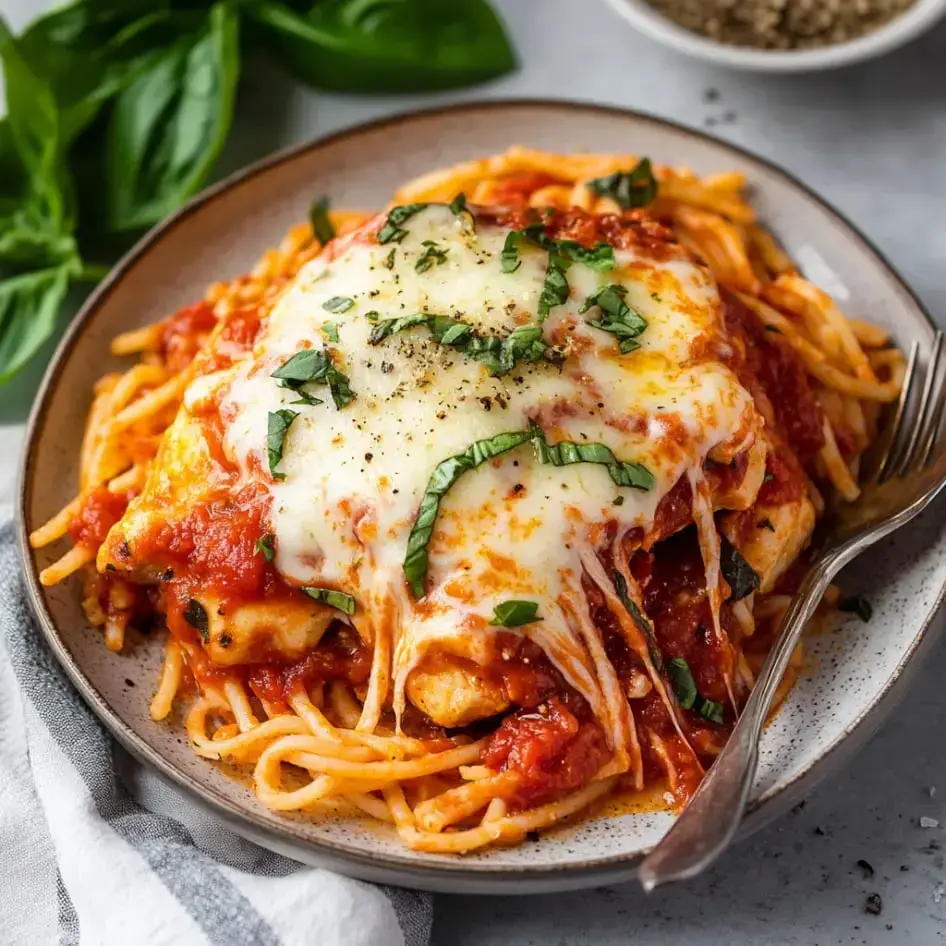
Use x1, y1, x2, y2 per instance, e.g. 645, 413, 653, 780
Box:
602, 0, 946, 72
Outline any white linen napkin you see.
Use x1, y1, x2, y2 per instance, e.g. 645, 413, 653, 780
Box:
0, 515, 432, 946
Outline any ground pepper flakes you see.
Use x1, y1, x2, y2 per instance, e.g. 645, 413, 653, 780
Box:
645, 0, 917, 50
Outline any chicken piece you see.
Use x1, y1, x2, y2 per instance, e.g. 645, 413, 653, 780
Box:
406, 660, 509, 728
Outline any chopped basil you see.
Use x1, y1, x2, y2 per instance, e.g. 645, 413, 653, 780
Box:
529, 423, 654, 491
613, 495, 625, 506
588, 158, 658, 209
840, 595, 872, 623
322, 322, 340, 343
762, 472, 775, 484
267, 409, 298, 480
310, 196, 335, 245
415, 240, 449, 274
699, 699, 726, 725
183, 599, 210, 642
448, 193, 468, 216
384, 248, 396, 270
254, 534, 276, 562
538, 252, 570, 321
668, 657, 697, 709
501, 231, 523, 273
288, 391, 324, 407
272, 349, 354, 410
378, 203, 427, 244
302, 587, 356, 616
323, 296, 354, 313
501, 226, 615, 297
580, 284, 648, 353
720, 538, 761, 601
613, 570, 662, 670
490, 599, 542, 627
757, 518, 776, 532
404, 431, 533, 597
368, 313, 564, 376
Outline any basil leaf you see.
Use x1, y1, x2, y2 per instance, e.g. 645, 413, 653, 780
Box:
254, 534, 276, 562
272, 348, 354, 409
501, 230, 522, 273
721, 538, 761, 601
377, 202, 427, 245
0, 264, 72, 384
383, 248, 396, 270
415, 240, 448, 274
310, 195, 334, 244
529, 423, 654, 491
404, 430, 532, 597
183, 598, 210, 641
667, 657, 697, 710
288, 391, 324, 407
537, 252, 570, 321
490, 600, 541, 627
106, 3, 240, 231
580, 284, 648, 354
267, 408, 298, 480
840, 595, 872, 623
322, 322, 339, 342
699, 699, 725, 725
249, 0, 515, 94
448, 193, 468, 215
323, 296, 354, 313
588, 159, 658, 210
302, 586, 356, 615
368, 313, 563, 376
612, 570, 662, 671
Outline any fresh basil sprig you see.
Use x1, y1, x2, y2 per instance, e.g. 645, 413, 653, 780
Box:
667, 657, 725, 724
272, 348, 354, 409
404, 430, 532, 597
588, 159, 658, 210
579, 284, 648, 353
302, 586, 356, 616
368, 312, 564, 377
529, 423, 655, 491
490, 600, 541, 627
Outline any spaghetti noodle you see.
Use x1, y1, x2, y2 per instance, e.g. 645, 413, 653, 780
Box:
30, 147, 902, 853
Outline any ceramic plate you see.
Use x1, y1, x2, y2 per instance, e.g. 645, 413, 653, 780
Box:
18, 101, 946, 894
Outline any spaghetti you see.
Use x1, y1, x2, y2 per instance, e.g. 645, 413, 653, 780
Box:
30, 147, 902, 853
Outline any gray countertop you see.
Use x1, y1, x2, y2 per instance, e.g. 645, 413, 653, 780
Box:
2, 0, 945, 942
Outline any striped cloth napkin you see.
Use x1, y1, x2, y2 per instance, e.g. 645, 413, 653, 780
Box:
0, 518, 432, 946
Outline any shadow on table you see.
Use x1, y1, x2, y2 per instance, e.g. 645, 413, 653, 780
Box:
434, 632, 946, 945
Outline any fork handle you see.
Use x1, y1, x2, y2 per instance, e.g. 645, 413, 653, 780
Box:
638, 555, 843, 891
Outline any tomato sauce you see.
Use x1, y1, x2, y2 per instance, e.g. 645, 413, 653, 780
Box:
160, 301, 218, 373
69, 487, 133, 549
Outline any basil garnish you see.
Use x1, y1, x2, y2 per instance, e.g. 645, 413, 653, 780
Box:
267, 409, 298, 480
579, 284, 648, 353
667, 657, 725, 724
490, 600, 541, 627
255, 534, 276, 562
322, 322, 339, 342
720, 538, 761, 601
613, 570, 662, 670
538, 252, 570, 321
323, 296, 354, 313
501, 231, 523, 273
404, 430, 533, 597
415, 240, 449, 274
529, 423, 654, 491
588, 159, 658, 209
302, 587, 356, 616
368, 313, 564, 376
378, 203, 427, 244
310, 196, 334, 245
840, 595, 872, 623
272, 348, 354, 410
448, 193, 468, 215
183, 599, 210, 642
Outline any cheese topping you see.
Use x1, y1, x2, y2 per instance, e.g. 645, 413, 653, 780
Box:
216, 205, 763, 710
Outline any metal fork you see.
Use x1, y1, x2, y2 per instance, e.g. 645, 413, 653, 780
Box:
639, 331, 946, 891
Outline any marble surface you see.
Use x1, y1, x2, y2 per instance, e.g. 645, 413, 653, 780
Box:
2, 0, 945, 942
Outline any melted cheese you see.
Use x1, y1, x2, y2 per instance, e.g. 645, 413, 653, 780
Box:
216, 205, 764, 720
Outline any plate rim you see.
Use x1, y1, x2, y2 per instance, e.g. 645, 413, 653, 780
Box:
15, 97, 946, 893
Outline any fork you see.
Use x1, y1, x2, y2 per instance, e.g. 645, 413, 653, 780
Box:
639, 331, 946, 891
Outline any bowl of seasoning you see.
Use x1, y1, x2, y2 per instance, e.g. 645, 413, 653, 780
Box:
602, 0, 946, 71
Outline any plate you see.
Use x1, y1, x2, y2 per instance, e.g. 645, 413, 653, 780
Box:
18, 100, 946, 894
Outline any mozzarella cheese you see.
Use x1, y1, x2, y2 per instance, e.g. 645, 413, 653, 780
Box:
215, 205, 764, 717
